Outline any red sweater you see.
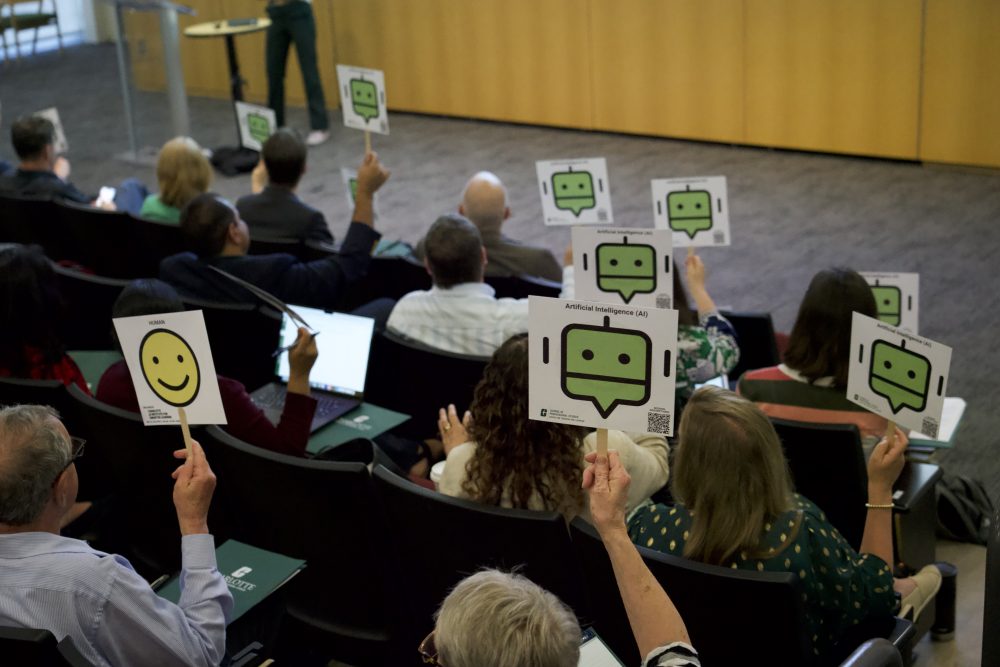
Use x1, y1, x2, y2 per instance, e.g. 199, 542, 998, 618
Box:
0, 348, 89, 393
96, 360, 315, 457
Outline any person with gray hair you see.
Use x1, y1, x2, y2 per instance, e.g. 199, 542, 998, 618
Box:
389, 213, 569, 356
0, 405, 232, 666
413, 171, 563, 282
419, 450, 700, 667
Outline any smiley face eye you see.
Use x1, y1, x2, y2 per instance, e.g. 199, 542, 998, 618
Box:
152, 356, 159, 364
177, 354, 183, 363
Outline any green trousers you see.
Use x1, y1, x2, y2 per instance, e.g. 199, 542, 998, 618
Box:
265, 1, 329, 130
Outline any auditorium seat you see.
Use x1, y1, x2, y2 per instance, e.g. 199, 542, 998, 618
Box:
0, 194, 60, 251
52, 264, 128, 350
54, 200, 140, 278
0, 627, 95, 667
719, 310, 781, 383
247, 235, 306, 257
485, 273, 562, 299
337, 255, 431, 311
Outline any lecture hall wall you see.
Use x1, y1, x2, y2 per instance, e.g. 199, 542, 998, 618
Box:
124, 0, 1000, 168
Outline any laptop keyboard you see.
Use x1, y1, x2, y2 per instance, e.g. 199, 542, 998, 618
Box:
252, 383, 358, 428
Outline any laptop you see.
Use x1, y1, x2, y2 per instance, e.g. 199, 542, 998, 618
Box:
250, 306, 376, 432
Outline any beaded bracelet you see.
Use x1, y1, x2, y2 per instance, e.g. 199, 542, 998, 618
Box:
865, 502, 894, 510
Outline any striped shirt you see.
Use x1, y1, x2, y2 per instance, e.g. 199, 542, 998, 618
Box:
387, 282, 531, 356
0, 532, 232, 667
645, 642, 700, 666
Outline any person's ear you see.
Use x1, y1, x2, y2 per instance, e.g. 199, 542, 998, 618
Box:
503, 206, 511, 221
52, 468, 74, 508
458, 203, 465, 216
227, 220, 243, 244
423, 257, 433, 277
481, 246, 488, 267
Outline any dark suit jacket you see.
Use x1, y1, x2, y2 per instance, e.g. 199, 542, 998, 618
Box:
0, 168, 92, 203
414, 227, 562, 282
235, 185, 334, 243
159, 221, 380, 310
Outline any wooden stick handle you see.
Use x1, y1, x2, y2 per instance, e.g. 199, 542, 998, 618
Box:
596, 427, 608, 457
884, 420, 896, 442
178, 407, 193, 455
687, 246, 695, 258
364, 130, 372, 154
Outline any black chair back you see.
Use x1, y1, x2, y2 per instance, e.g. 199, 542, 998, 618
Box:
55, 200, 142, 278
364, 332, 488, 438
485, 273, 562, 299
128, 214, 185, 276
0, 627, 95, 667
52, 265, 128, 350
0, 195, 61, 251
182, 297, 282, 391
200, 426, 395, 665
373, 465, 589, 661
68, 385, 191, 578
842, 639, 903, 667
770, 418, 868, 550
0, 377, 74, 416
339, 255, 431, 311
569, 518, 811, 666
247, 235, 305, 257
985, 508, 1000, 666
720, 310, 780, 380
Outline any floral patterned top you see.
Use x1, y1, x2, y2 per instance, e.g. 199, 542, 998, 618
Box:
627, 494, 897, 657
675, 312, 740, 404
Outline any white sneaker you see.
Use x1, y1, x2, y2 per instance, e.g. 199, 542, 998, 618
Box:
306, 130, 330, 147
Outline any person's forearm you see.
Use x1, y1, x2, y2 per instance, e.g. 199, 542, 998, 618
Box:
352, 191, 375, 228
601, 526, 690, 657
859, 485, 895, 568
287, 372, 310, 396
689, 286, 716, 315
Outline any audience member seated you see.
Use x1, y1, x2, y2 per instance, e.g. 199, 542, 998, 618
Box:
436, 333, 668, 522
0, 405, 232, 666
424, 451, 698, 666
389, 214, 567, 356
0, 115, 146, 211
413, 171, 562, 281
160, 151, 387, 311
563, 251, 739, 410
138, 137, 213, 223
0, 103, 13, 176
236, 129, 335, 244
737, 267, 886, 445
0, 244, 87, 392
97, 279, 318, 456
627, 386, 941, 657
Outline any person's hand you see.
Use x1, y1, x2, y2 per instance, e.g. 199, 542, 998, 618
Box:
867, 426, 908, 498
685, 253, 706, 292
92, 199, 117, 211
251, 158, 268, 194
356, 151, 390, 197
287, 327, 319, 389
583, 450, 631, 536
54, 156, 70, 181
171, 440, 216, 535
438, 404, 472, 455
563, 243, 573, 267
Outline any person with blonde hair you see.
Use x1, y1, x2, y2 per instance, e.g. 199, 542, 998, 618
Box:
139, 137, 213, 224
628, 386, 940, 658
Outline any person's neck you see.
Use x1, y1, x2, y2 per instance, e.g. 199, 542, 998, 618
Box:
218, 243, 246, 258
475, 221, 503, 237
268, 182, 297, 194
18, 158, 52, 173
0, 511, 62, 536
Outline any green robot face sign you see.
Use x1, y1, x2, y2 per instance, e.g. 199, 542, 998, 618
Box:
871, 286, 901, 326
667, 188, 713, 239
350, 79, 379, 121
869, 340, 931, 413
595, 241, 656, 304
561, 318, 652, 418
552, 170, 596, 217
247, 113, 271, 145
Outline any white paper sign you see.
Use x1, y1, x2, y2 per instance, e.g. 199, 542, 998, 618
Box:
571, 226, 673, 308
651, 176, 731, 247
536, 158, 614, 226
234, 101, 276, 152
34, 107, 68, 155
336, 64, 389, 135
860, 272, 919, 334
112, 310, 227, 426
528, 296, 678, 434
845, 313, 951, 438
339, 167, 380, 217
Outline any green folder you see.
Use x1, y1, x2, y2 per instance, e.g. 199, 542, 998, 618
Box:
158, 539, 306, 623
307, 401, 410, 455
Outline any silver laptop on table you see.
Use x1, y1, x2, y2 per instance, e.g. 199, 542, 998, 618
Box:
250, 305, 376, 432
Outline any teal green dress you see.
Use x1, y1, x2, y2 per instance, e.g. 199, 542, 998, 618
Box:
627, 494, 897, 657
138, 194, 181, 224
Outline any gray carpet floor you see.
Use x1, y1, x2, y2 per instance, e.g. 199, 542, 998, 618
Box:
3, 44, 999, 500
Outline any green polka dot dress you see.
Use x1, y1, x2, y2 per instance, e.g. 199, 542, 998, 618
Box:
627, 494, 897, 656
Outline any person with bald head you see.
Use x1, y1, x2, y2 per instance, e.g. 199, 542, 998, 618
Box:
0, 405, 232, 666
414, 171, 562, 282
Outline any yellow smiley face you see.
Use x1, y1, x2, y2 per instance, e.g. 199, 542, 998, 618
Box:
139, 329, 201, 407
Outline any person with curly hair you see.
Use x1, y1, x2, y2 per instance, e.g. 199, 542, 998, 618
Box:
435, 333, 669, 522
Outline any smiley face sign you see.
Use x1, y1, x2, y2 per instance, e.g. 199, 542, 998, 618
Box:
846, 312, 951, 438
114, 310, 226, 426
529, 296, 678, 434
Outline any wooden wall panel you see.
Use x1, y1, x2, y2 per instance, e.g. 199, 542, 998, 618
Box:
745, 0, 922, 158
589, 0, 744, 143
919, 0, 1000, 167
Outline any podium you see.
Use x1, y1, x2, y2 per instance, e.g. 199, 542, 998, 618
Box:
101, 0, 194, 164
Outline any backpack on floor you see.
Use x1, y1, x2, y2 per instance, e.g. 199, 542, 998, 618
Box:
936, 473, 995, 545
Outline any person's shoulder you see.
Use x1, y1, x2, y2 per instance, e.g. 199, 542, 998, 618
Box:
740, 365, 789, 382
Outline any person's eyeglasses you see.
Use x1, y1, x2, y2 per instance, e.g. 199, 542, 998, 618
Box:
52, 436, 86, 485
418, 629, 440, 665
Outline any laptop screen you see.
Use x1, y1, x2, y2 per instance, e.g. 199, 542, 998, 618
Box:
275, 306, 375, 397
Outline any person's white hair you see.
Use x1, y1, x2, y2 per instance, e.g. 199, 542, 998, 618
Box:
435, 569, 580, 667
0, 405, 70, 525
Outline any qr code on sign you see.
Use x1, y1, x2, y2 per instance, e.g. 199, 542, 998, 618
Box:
713, 231, 725, 244
597, 209, 608, 222
655, 295, 672, 309
921, 417, 939, 440
647, 411, 671, 435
